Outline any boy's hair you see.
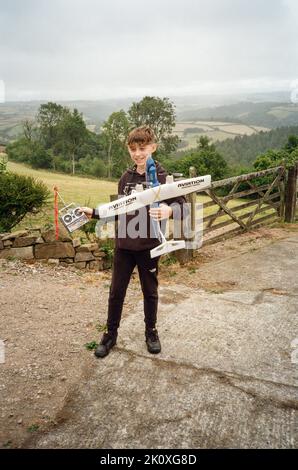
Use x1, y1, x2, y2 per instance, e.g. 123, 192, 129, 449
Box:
127, 126, 157, 146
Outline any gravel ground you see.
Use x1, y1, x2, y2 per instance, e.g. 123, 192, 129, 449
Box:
0, 224, 297, 448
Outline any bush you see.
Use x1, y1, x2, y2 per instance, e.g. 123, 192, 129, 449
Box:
0, 172, 50, 232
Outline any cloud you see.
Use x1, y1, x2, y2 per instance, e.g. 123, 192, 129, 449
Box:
0, 0, 297, 100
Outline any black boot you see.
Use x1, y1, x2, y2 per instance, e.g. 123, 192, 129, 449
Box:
94, 332, 117, 358
145, 328, 161, 354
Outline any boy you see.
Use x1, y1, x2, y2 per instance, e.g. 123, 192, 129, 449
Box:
79, 126, 186, 358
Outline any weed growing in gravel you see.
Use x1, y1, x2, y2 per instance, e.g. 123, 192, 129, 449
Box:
95, 322, 107, 333
28, 424, 39, 432
84, 341, 98, 350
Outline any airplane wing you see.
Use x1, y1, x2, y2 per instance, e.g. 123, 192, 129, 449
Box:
97, 174, 211, 218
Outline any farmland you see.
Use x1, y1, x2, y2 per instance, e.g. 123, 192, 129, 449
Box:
174, 120, 270, 150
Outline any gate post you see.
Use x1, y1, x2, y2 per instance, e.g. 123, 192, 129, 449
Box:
285, 162, 298, 223
175, 166, 197, 264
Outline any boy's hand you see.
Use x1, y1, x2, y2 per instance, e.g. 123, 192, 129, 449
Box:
77, 206, 93, 220
149, 204, 173, 221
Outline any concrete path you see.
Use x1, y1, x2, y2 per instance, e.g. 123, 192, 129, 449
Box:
28, 235, 298, 448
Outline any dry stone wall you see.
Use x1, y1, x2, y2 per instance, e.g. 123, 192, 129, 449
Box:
0, 226, 109, 270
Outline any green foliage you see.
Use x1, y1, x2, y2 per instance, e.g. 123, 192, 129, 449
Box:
61, 108, 88, 174
160, 254, 178, 266
127, 96, 179, 156
27, 424, 39, 433
101, 110, 131, 178
9, 102, 93, 176
184, 127, 205, 134
28, 142, 53, 169
6, 97, 180, 179
0, 172, 50, 232
215, 125, 298, 169
0, 154, 8, 173
254, 135, 298, 170
99, 238, 115, 267
79, 218, 98, 241
95, 322, 108, 333
37, 102, 68, 150
84, 341, 98, 350
177, 101, 298, 128
163, 136, 229, 180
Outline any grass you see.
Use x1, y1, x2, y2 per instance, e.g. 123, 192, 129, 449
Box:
7, 161, 279, 238
7, 161, 117, 233
27, 424, 39, 433
84, 341, 98, 350
197, 193, 278, 230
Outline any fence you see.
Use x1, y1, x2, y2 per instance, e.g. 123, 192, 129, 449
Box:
176, 163, 297, 262
108, 163, 297, 262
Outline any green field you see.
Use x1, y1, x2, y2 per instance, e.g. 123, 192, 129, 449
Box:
7, 161, 117, 233
6, 161, 277, 238
174, 120, 270, 150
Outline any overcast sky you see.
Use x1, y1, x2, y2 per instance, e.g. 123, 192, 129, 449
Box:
0, 0, 298, 101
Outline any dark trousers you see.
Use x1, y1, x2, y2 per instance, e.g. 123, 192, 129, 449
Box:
107, 248, 160, 334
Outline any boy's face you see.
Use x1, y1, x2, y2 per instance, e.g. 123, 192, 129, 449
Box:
127, 142, 157, 167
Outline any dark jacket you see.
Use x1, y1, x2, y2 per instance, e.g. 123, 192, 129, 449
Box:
92, 161, 187, 251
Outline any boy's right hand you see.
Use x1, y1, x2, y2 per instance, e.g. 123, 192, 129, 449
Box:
77, 206, 93, 219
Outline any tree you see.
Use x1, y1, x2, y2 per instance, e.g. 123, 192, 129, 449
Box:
127, 96, 179, 156
176, 148, 228, 181
101, 110, 130, 178
6, 136, 53, 169
167, 136, 228, 180
0, 172, 50, 232
61, 108, 88, 175
254, 135, 298, 171
22, 119, 38, 142
37, 102, 67, 150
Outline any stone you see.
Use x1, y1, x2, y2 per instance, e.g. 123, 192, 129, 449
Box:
3, 240, 13, 247
0, 246, 34, 260
26, 227, 42, 233
34, 242, 75, 260
76, 243, 98, 253
72, 238, 81, 248
59, 259, 74, 267
0, 240, 3, 250
93, 250, 106, 258
88, 260, 104, 270
0, 232, 10, 241
35, 237, 44, 244
41, 227, 72, 243
47, 258, 59, 265
12, 236, 38, 248
75, 251, 95, 263
75, 261, 86, 269
1, 230, 29, 241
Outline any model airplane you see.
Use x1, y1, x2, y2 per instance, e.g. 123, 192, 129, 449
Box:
95, 160, 211, 258
145, 156, 186, 258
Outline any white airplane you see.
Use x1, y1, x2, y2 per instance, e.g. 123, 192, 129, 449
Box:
96, 172, 211, 258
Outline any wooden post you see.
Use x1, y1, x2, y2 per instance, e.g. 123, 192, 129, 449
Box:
285, 162, 298, 223
175, 167, 197, 264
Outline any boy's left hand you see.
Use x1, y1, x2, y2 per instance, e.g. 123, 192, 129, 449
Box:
149, 204, 173, 221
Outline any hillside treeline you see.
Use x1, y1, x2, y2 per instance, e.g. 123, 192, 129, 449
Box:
6, 98, 230, 181
5, 98, 298, 182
